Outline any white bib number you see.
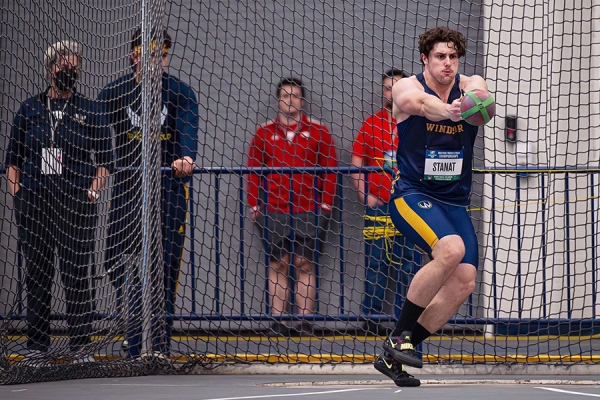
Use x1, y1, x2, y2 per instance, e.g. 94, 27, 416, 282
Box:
424, 150, 463, 181
42, 148, 62, 175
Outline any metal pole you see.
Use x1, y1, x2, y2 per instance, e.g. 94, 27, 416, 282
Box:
139, 6, 158, 356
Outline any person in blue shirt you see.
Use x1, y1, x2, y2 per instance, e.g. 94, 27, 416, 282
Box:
5, 40, 113, 364
374, 27, 493, 383
98, 26, 199, 357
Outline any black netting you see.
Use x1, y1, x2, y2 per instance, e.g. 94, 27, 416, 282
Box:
1, 0, 599, 385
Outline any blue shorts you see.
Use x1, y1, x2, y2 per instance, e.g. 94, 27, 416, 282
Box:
389, 193, 478, 268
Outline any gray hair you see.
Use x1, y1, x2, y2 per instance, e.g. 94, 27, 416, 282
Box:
43, 40, 82, 79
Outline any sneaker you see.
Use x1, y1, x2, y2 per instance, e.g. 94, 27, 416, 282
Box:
141, 351, 171, 364
296, 321, 314, 336
23, 349, 50, 367
268, 321, 290, 336
382, 332, 423, 369
121, 339, 130, 357
374, 352, 421, 387
71, 354, 96, 364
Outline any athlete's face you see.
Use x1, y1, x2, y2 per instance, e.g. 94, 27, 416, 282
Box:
278, 84, 304, 117
422, 41, 460, 86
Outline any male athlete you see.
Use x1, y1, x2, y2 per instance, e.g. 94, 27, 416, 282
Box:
99, 27, 198, 357
374, 26, 492, 383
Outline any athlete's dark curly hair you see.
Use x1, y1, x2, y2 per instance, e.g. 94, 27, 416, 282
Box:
418, 27, 466, 63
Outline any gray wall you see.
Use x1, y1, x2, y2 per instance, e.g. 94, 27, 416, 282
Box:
1, 1, 485, 331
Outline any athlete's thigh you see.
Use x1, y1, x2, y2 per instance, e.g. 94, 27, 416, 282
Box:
389, 193, 459, 256
446, 204, 478, 267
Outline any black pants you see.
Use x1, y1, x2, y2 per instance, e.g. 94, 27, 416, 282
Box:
15, 186, 97, 352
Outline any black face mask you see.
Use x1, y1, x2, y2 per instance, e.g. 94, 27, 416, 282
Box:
54, 68, 78, 92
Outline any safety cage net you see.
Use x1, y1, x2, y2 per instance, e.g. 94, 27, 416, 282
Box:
1, 0, 599, 384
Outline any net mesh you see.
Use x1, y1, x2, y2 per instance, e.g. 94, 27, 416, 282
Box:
1, 0, 600, 385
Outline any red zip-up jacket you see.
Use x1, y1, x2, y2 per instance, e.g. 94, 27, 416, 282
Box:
247, 114, 338, 214
352, 108, 397, 203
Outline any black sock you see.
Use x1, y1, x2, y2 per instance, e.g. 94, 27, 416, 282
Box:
391, 299, 425, 337
410, 322, 432, 346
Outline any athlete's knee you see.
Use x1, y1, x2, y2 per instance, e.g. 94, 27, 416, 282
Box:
432, 235, 465, 267
460, 276, 476, 297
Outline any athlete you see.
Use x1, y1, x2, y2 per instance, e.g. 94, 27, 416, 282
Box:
98, 26, 199, 357
374, 26, 491, 383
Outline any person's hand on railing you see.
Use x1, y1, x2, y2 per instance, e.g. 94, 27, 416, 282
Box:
321, 204, 333, 215
171, 156, 195, 177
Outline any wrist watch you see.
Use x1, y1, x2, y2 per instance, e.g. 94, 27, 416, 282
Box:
87, 189, 100, 201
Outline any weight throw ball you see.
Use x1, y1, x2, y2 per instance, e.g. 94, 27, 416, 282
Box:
460, 89, 496, 126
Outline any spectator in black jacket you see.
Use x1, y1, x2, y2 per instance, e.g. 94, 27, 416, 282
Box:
5, 40, 113, 364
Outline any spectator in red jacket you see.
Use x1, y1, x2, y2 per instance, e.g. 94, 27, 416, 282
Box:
247, 77, 337, 336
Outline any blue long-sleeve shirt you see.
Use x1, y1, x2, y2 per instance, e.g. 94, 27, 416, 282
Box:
97, 72, 199, 189
5, 88, 114, 192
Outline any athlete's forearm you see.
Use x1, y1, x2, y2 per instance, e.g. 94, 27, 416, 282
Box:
419, 95, 455, 122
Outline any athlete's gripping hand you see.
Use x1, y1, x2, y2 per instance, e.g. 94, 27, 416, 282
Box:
448, 98, 463, 122
171, 156, 196, 177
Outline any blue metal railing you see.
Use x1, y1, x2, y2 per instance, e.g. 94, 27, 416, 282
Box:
1, 165, 599, 334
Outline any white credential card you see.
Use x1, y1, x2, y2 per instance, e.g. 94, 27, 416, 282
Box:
41, 148, 63, 175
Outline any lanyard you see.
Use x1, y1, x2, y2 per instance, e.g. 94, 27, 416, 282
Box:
386, 108, 397, 149
47, 95, 69, 144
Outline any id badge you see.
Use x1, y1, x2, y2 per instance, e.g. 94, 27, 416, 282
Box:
42, 148, 63, 175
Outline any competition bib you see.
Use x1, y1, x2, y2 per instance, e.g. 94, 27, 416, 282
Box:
424, 150, 463, 181
41, 148, 62, 175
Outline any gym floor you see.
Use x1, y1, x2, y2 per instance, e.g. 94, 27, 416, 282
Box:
2, 374, 600, 400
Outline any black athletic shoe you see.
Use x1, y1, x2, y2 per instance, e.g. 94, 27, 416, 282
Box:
268, 321, 290, 336
296, 321, 314, 336
382, 332, 423, 369
374, 352, 421, 387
